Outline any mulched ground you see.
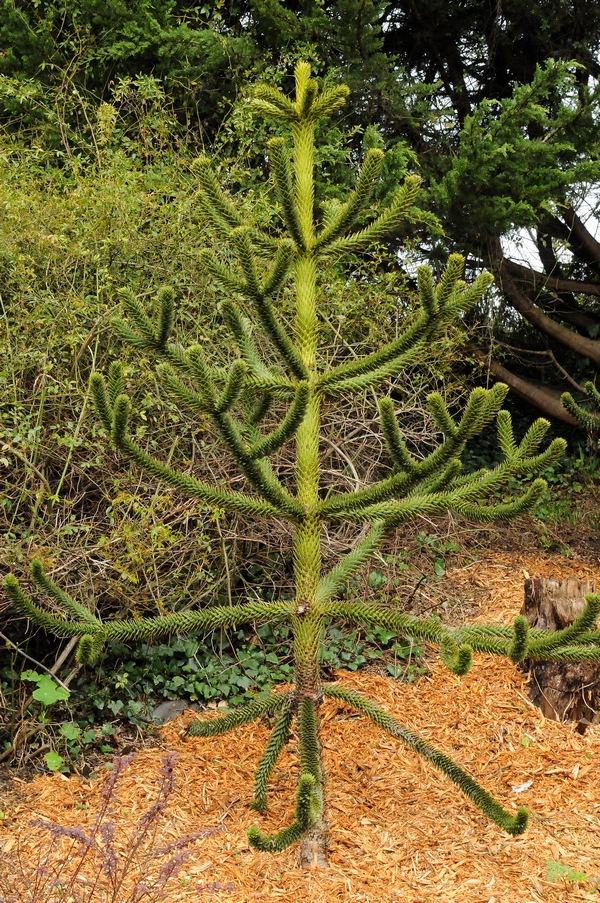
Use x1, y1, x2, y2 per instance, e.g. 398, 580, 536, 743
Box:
1, 548, 600, 902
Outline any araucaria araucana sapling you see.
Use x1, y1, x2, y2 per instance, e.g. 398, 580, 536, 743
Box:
6, 63, 600, 867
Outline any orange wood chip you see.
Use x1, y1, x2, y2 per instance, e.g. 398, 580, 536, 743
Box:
1, 549, 599, 901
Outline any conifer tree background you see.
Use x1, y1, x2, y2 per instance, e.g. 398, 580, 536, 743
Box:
6, 63, 600, 867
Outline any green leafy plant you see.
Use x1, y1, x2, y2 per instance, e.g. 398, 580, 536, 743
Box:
16, 670, 98, 773
21, 670, 70, 709
75, 623, 415, 726
545, 859, 600, 890
6, 63, 600, 867
19, 670, 71, 771
415, 532, 460, 578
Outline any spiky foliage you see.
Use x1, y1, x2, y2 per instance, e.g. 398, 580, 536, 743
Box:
562, 382, 600, 435
6, 62, 600, 865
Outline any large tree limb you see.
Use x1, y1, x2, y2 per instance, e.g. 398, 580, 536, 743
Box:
563, 207, 600, 272
540, 213, 600, 274
503, 258, 600, 298
525, 293, 597, 333
501, 259, 597, 330
483, 357, 578, 425
487, 236, 600, 365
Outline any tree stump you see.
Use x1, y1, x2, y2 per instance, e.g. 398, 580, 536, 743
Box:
520, 577, 600, 727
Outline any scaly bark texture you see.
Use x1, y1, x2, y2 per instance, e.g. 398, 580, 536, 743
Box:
6, 63, 600, 867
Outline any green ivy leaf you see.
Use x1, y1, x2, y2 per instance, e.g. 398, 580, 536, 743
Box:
386, 663, 405, 678
433, 558, 446, 577
31, 676, 70, 706
372, 629, 397, 644
368, 570, 386, 588
44, 751, 64, 772
59, 722, 81, 741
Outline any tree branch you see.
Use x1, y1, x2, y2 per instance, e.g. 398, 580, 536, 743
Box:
503, 257, 600, 298
487, 235, 600, 365
482, 357, 578, 425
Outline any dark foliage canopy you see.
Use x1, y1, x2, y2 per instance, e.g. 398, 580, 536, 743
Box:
2, 1, 600, 422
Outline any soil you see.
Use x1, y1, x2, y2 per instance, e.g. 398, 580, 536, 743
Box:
1, 510, 600, 902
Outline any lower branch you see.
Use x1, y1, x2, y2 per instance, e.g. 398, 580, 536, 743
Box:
315, 521, 390, 604
251, 693, 296, 812
103, 600, 294, 644
323, 684, 528, 836
187, 692, 288, 737
323, 601, 444, 643
248, 773, 315, 853
4, 576, 90, 639
526, 595, 600, 656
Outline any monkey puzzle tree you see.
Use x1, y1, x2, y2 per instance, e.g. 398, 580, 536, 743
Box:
562, 382, 600, 435
6, 63, 600, 867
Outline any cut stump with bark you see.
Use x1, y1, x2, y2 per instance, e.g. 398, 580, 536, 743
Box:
521, 577, 600, 727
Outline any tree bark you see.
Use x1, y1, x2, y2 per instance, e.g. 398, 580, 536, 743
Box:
298, 821, 330, 869
483, 358, 578, 424
520, 577, 600, 727
562, 207, 600, 273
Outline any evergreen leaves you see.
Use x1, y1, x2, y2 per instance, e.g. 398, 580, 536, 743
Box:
509, 616, 530, 663
6, 61, 600, 862
323, 684, 529, 836
315, 147, 384, 247
30, 559, 99, 628
323, 174, 422, 257
251, 693, 296, 812
562, 383, 600, 434
247, 381, 309, 459
187, 692, 287, 737
267, 137, 306, 248
247, 774, 316, 852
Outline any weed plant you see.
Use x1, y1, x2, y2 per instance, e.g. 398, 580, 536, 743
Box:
0, 752, 224, 902
545, 858, 600, 891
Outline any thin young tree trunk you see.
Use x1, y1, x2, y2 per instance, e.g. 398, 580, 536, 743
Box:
292, 106, 329, 864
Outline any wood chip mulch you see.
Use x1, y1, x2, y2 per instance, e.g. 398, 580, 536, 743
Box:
1, 551, 600, 902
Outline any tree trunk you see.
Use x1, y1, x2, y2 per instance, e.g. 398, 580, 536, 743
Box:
298, 821, 330, 868
520, 577, 600, 728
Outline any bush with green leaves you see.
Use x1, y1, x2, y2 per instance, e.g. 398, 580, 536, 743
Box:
6, 63, 600, 867
76, 622, 421, 723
